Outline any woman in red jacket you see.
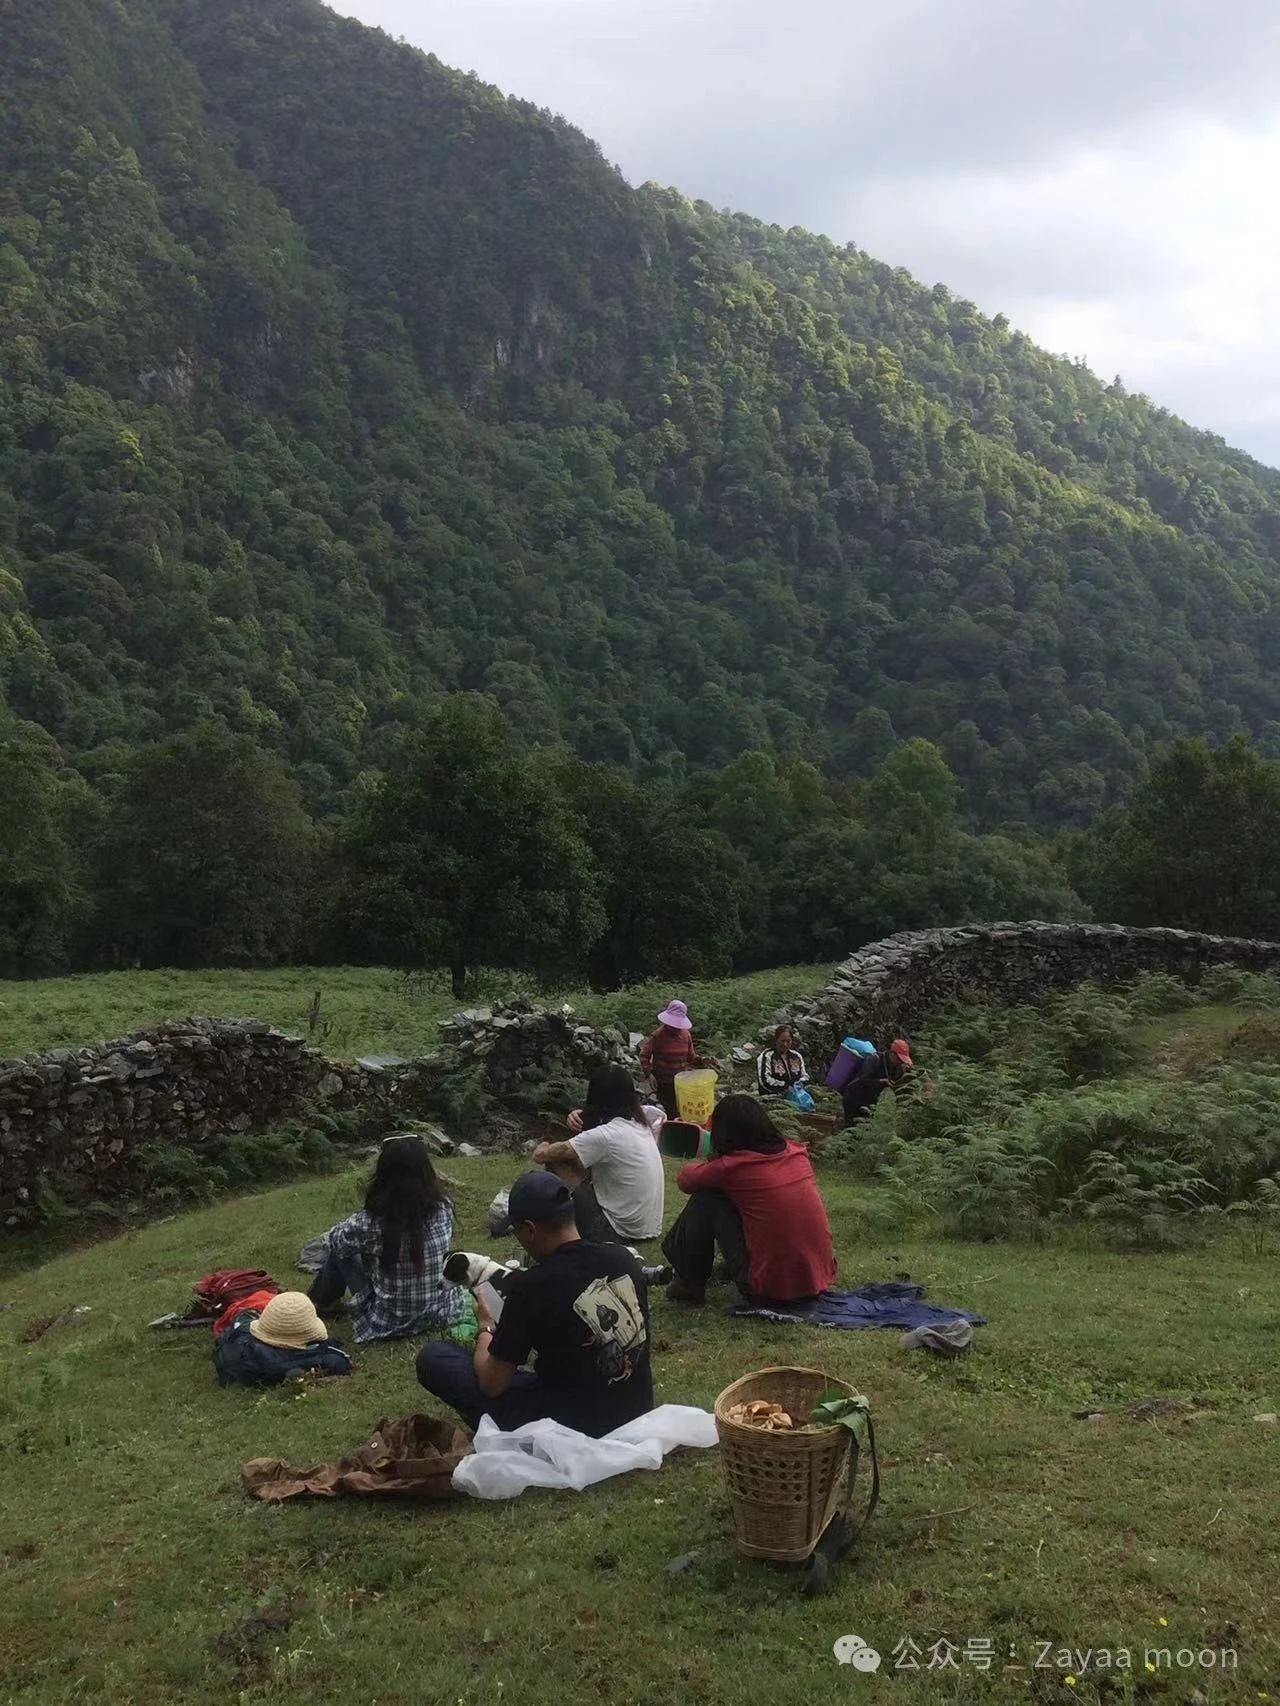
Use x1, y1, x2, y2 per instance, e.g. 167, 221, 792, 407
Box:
662, 1094, 836, 1305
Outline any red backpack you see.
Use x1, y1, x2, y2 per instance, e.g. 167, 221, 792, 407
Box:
192, 1269, 279, 1321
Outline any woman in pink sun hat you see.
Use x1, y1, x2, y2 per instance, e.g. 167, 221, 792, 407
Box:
638, 998, 708, 1119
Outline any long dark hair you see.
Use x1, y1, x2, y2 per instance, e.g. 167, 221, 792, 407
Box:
581, 1062, 647, 1130
709, 1094, 787, 1158
365, 1135, 450, 1273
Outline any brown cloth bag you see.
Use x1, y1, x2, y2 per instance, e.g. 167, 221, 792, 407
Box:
242, 1414, 473, 1502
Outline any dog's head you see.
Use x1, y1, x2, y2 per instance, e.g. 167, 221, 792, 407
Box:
444, 1251, 521, 1294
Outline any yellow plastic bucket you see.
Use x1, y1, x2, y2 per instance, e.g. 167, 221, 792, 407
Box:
674, 1068, 717, 1127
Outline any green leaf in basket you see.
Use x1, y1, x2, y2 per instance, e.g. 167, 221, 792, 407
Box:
810, 1391, 871, 1435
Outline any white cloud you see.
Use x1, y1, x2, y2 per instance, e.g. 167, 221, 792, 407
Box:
332, 0, 1280, 464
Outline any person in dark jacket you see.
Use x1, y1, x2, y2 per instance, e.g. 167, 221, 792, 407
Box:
839, 1037, 914, 1125
214, 1291, 351, 1387
756, 1025, 809, 1096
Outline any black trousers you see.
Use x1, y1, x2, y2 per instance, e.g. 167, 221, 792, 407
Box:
571, 1180, 623, 1246
654, 1079, 680, 1119
661, 1189, 750, 1292
308, 1250, 347, 1309
416, 1342, 548, 1433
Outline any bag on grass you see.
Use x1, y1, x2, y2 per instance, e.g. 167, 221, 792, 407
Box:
486, 1188, 512, 1239
242, 1415, 471, 1502
148, 1268, 281, 1333
194, 1269, 279, 1316
785, 1085, 817, 1113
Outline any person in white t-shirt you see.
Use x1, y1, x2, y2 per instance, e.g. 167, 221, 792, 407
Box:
532, 1064, 666, 1243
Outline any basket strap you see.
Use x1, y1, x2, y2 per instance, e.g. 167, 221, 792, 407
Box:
843, 1415, 881, 1533
859, 1415, 881, 1528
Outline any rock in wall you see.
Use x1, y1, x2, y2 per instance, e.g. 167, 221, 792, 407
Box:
0, 1018, 373, 1227
435, 999, 637, 1097
773, 921, 1280, 1057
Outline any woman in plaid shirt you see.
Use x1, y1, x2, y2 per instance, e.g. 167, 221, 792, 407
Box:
310, 1136, 465, 1343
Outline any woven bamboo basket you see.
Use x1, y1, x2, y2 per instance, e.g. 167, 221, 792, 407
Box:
714, 1366, 856, 1563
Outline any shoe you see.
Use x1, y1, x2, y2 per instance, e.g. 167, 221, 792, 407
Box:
640, 1263, 673, 1287
664, 1277, 706, 1306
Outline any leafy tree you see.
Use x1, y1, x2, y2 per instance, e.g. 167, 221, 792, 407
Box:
338, 697, 605, 995
548, 759, 747, 989
862, 739, 959, 850
0, 722, 84, 974
93, 723, 317, 966
1078, 737, 1280, 937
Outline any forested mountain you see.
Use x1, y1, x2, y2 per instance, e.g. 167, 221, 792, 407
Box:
5, 0, 1280, 836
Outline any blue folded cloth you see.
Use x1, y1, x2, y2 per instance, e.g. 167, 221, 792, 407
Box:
730, 1280, 985, 1332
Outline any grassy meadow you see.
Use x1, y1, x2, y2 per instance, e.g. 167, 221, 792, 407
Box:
0, 962, 834, 1063
3, 1155, 1279, 1705
4, 968, 1280, 1702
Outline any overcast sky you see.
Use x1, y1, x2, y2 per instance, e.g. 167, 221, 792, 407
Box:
337, 0, 1280, 466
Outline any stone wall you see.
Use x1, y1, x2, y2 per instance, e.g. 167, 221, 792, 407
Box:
435, 999, 638, 1098
0, 1019, 373, 1226
773, 921, 1280, 1056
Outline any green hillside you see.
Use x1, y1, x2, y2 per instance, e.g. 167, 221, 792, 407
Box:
5, 0, 1280, 834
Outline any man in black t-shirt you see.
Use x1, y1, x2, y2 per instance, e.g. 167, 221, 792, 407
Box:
416, 1171, 653, 1437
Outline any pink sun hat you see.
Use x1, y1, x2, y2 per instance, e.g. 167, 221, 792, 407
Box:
657, 999, 692, 1031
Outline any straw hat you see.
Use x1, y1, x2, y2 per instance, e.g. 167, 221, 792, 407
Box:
250, 1291, 327, 1350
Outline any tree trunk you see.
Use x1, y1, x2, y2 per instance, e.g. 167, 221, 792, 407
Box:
450, 959, 467, 999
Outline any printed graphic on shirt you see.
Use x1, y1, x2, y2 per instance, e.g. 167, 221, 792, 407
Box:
572, 1274, 647, 1385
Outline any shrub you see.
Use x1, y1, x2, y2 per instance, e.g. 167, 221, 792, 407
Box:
1060, 1150, 1215, 1249
878, 1132, 1051, 1240
1125, 971, 1198, 1016
133, 1142, 225, 1203
821, 1088, 899, 1173
1220, 1176, 1280, 1255
1200, 967, 1280, 1008
1038, 985, 1140, 1083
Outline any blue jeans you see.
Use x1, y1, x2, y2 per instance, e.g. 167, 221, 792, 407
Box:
416, 1341, 552, 1433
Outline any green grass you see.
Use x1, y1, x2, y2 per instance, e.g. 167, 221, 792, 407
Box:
3, 1155, 1279, 1705
0, 963, 833, 1062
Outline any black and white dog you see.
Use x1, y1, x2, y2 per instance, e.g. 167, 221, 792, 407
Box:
442, 1251, 523, 1297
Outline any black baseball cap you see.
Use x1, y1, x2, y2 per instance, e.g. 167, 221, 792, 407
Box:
506, 1171, 576, 1227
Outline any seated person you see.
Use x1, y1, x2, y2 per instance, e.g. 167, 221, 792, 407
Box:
214, 1291, 351, 1386
663, 1094, 837, 1306
756, 1024, 809, 1096
309, 1136, 465, 1342
417, 1171, 653, 1437
532, 1063, 665, 1244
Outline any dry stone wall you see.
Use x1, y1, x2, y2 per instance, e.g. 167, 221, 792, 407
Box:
0, 1019, 373, 1226
12, 923, 1280, 1226
774, 921, 1280, 1055
436, 999, 638, 1096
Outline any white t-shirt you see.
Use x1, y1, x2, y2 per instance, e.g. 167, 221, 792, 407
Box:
570, 1116, 666, 1240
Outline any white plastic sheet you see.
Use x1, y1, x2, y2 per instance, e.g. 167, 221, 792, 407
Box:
452, 1403, 718, 1500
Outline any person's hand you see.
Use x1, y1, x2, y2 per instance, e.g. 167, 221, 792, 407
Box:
531, 1140, 553, 1165
473, 1291, 497, 1335
566, 1109, 584, 1135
